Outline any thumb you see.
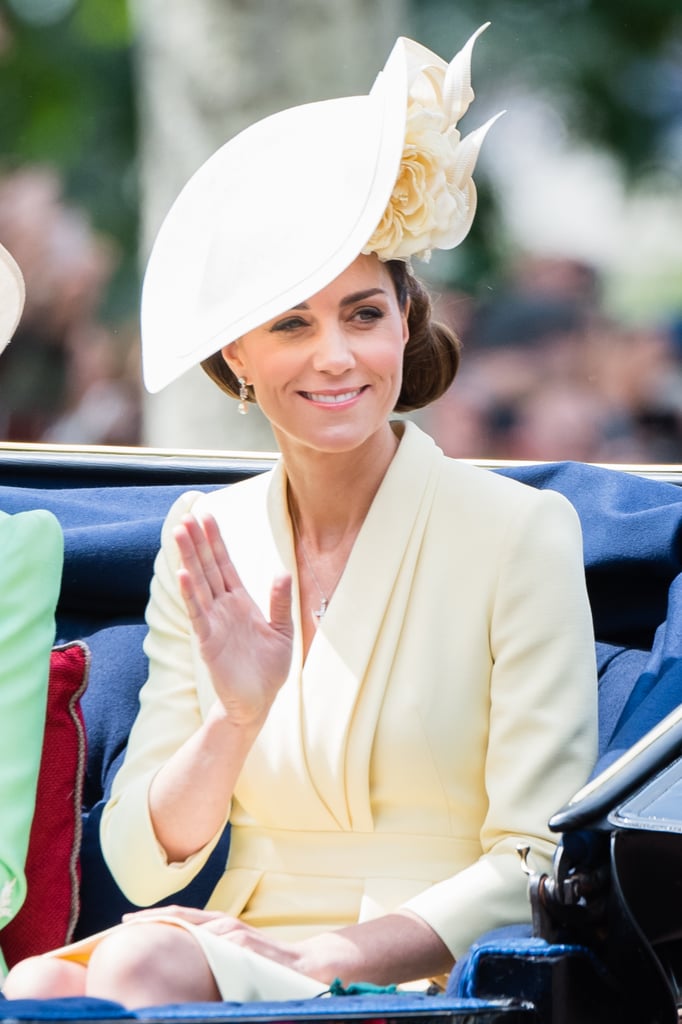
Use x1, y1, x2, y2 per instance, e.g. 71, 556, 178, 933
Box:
269, 573, 293, 636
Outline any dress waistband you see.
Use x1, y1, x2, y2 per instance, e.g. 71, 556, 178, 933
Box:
226, 825, 480, 880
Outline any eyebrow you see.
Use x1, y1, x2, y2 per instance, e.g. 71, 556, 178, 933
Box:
292, 288, 387, 311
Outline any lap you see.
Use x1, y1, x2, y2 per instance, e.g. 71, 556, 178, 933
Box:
46, 915, 327, 1002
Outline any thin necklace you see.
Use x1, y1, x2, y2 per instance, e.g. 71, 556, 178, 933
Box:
291, 512, 346, 626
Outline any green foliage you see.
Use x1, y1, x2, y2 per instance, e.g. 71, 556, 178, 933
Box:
0, 0, 137, 319
0, 0, 679, 309
413, 0, 681, 175
411, 0, 682, 288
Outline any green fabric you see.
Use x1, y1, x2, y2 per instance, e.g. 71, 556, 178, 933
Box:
0, 509, 63, 976
329, 978, 398, 995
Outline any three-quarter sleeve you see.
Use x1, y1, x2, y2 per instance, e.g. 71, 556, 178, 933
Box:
402, 488, 598, 959
100, 491, 230, 906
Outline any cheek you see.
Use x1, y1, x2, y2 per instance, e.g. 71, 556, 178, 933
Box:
248, 349, 303, 396
371, 333, 407, 378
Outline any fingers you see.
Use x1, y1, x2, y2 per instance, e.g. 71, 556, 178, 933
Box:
175, 513, 293, 649
200, 513, 242, 593
269, 574, 293, 638
174, 513, 241, 603
176, 567, 212, 641
122, 906, 227, 925
174, 517, 215, 609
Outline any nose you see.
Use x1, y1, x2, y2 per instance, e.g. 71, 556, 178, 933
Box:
311, 322, 355, 374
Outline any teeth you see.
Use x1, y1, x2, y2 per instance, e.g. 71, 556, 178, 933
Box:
305, 389, 360, 404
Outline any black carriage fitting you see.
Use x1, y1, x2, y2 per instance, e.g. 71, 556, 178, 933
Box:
525, 707, 682, 1024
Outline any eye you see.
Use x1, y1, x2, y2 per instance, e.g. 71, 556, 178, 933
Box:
270, 315, 309, 333
352, 306, 384, 323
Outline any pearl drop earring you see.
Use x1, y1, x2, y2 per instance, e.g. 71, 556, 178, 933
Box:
237, 377, 249, 415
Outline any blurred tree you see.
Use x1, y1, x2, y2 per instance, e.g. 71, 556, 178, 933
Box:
411, 0, 682, 290
413, 0, 681, 179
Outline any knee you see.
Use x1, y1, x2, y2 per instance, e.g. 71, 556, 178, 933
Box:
3, 955, 86, 999
86, 922, 216, 1007
87, 926, 161, 997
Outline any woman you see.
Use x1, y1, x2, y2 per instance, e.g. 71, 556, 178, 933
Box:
4, 26, 598, 1006
0, 242, 63, 977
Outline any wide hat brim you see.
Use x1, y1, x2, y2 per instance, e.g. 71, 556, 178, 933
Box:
0, 242, 26, 355
140, 39, 420, 394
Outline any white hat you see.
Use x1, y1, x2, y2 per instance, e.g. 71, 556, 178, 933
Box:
0, 241, 26, 355
141, 25, 498, 393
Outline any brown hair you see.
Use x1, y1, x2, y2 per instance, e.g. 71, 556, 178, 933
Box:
200, 259, 461, 411
385, 260, 461, 412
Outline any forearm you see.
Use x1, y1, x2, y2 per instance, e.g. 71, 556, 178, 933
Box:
147, 507, 293, 866
148, 701, 262, 863
292, 911, 454, 987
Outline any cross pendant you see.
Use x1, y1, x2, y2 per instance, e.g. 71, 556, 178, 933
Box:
312, 597, 328, 625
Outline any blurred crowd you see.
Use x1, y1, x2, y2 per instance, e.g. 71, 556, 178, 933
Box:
421, 255, 682, 464
0, 166, 141, 447
1, 164, 681, 464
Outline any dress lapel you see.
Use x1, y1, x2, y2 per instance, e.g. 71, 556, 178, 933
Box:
298, 423, 443, 830
231, 425, 444, 832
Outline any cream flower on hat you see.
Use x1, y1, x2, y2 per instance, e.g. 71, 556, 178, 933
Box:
0, 242, 25, 355
364, 24, 501, 261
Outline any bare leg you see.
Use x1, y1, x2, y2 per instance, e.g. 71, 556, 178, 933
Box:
86, 922, 221, 1008
3, 956, 87, 998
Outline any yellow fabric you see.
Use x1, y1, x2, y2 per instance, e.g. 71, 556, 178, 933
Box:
99, 421, 598, 992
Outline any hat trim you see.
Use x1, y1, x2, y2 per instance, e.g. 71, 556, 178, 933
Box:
0, 242, 26, 355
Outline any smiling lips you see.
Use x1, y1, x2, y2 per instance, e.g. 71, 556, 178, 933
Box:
301, 387, 366, 404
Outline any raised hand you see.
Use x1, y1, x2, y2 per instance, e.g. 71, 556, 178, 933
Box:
174, 512, 293, 727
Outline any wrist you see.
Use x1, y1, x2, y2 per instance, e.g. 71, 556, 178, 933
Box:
206, 697, 269, 736
291, 934, 358, 986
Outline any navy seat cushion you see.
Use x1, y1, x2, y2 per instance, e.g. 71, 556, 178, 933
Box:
0, 483, 215, 637
80, 624, 149, 810
594, 642, 650, 756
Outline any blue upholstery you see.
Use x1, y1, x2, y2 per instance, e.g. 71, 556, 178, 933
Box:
0, 993, 521, 1020
447, 925, 607, 997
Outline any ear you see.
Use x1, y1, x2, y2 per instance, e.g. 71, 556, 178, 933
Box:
221, 341, 247, 380
401, 297, 411, 348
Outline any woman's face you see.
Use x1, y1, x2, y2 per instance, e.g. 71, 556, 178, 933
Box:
222, 254, 409, 457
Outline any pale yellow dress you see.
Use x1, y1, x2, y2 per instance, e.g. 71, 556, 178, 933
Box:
49, 422, 598, 999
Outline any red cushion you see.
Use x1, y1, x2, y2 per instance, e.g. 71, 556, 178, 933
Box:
2, 641, 89, 966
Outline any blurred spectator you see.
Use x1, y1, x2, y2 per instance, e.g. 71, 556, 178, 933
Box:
510, 254, 601, 310
41, 324, 141, 446
1, 187, 680, 465
0, 166, 141, 445
421, 255, 682, 464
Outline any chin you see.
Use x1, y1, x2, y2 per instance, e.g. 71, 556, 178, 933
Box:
277, 420, 385, 456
